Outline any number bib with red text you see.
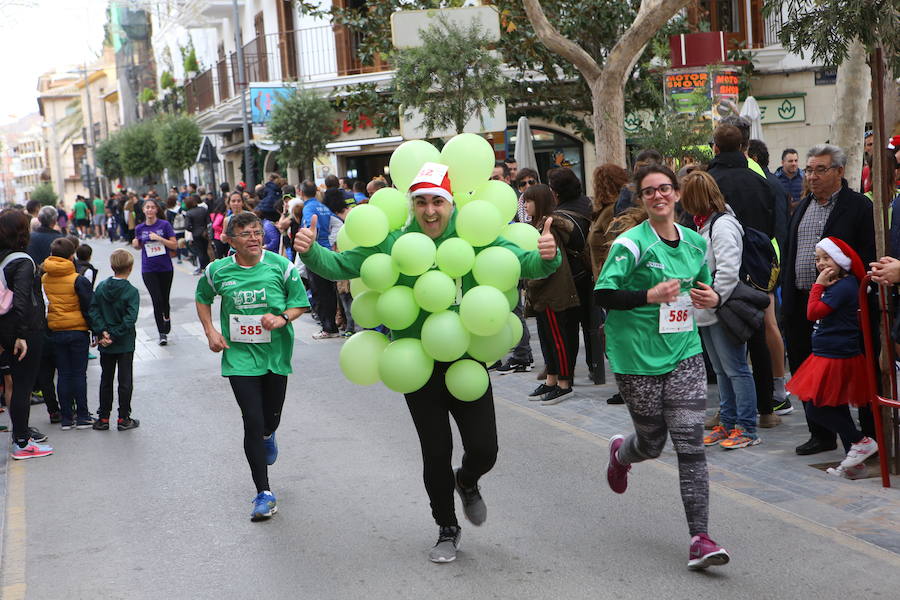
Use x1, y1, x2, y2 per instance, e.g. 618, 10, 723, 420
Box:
144, 241, 165, 257
659, 293, 694, 334
229, 314, 271, 344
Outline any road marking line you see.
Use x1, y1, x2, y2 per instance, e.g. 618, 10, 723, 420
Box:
495, 394, 900, 567
1, 460, 27, 599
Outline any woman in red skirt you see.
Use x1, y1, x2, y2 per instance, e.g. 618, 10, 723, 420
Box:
787, 237, 878, 479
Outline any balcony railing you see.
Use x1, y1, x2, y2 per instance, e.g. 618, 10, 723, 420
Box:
184, 27, 391, 116
762, 9, 782, 48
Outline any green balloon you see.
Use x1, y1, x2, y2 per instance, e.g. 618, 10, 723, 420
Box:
502, 222, 539, 251
502, 286, 519, 311
445, 359, 489, 402
459, 285, 510, 336
413, 270, 457, 313
344, 204, 390, 247
349, 278, 370, 298
370, 187, 410, 230
360, 253, 400, 292
375, 285, 420, 331
379, 338, 434, 394
336, 226, 358, 252
507, 312, 523, 349
473, 180, 518, 223
467, 325, 512, 363
389, 140, 441, 193
339, 330, 389, 385
391, 232, 436, 276
439, 133, 495, 197
472, 246, 521, 291
350, 290, 382, 329
456, 200, 504, 247
435, 237, 475, 278
421, 310, 470, 362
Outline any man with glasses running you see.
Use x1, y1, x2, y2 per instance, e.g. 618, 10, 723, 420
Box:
196, 211, 309, 521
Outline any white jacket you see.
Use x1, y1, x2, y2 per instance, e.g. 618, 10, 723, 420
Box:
696, 205, 743, 327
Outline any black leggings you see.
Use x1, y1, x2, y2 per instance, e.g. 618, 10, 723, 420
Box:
193, 236, 211, 271
98, 352, 133, 419
535, 306, 580, 382
309, 270, 338, 333
228, 372, 288, 493
8, 331, 43, 446
747, 327, 773, 415
404, 362, 498, 527
142, 270, 173, 335
804, 402, 864, 452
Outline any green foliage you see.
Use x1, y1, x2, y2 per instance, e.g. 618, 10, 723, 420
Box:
330, 82, 400, 139
393, 18, 506, 136
764, 0, 899, 75
632, 91, 714, 166
138, 88, 157, 104
118, 121, 162, 178
155, 115, 201, 173
180, 38, 200, 73
160, 71, 176, 90
31, 183, 58, 206
94, 132, 124, 180
267, 87, 338, 179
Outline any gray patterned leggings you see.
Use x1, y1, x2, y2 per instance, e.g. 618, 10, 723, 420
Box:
614, 353, 709, 536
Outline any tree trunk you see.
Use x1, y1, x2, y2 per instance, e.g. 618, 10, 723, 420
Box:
522, 0, 691, 168
830, 39, 871, 193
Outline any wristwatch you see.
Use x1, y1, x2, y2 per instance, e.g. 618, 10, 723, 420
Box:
279, 312, 291, 324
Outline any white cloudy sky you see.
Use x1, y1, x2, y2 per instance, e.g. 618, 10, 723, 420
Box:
1, 0, 109, 125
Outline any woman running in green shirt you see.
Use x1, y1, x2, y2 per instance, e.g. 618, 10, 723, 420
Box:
595, 163, 730, 570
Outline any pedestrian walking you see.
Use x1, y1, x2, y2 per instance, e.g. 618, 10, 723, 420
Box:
293, 173, 560, 563
196, 211, 309, 521
596, 163, 730, 570
132, 199, 177, 346
88, 249, 140, 431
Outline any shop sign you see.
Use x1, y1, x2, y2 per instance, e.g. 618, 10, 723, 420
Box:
758, 96, 805, 124
624, 110, 654, 134
664, 67, 741, 130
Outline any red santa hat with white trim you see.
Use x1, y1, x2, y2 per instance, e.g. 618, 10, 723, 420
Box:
815, 236, 866, 280
407, 162, 453, 203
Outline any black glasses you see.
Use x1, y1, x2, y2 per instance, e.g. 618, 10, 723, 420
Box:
233, 230, 264, 240
803, 166, 838, 176
639, 183, 675, 199
517, 179, 537, 188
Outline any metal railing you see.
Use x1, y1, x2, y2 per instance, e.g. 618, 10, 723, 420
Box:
762, 8, 783, 47
184, 27, 391, 116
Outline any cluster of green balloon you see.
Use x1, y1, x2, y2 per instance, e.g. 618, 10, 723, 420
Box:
338, 134, 541, 402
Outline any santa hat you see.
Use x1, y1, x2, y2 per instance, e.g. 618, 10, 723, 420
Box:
408, 163, 453, 203
816, 236, 866, 280
888, 135, 900, 151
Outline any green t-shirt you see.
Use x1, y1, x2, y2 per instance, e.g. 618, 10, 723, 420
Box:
93, 197, 104, 215
195, 250, 310, 377
74, 200, 88, 220
594, 221, 711, 376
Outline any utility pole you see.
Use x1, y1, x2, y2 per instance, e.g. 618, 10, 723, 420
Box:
233, 0, 255, 189
80, 62, 98, 200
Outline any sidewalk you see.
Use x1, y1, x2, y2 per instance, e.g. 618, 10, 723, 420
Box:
489, 321, 900, 556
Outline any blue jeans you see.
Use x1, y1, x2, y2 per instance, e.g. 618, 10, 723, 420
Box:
51, 330, 91, 422
700, 323, 757, 433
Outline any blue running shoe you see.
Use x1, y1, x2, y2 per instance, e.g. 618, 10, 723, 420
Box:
251, 491, 277, 521
264, 433, 278, 465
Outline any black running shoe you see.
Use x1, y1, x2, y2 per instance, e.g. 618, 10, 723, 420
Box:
28, 427, 48, 443
454, 468, 486, 526
93, 418, 110, 431
496, 361, 533, 374
117, 417, 140, 431
429, 526, 461, 563
529, 383, 556, 398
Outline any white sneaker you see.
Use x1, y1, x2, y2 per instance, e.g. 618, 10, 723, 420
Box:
827, 463, 868, 480
840, 437, 878, 469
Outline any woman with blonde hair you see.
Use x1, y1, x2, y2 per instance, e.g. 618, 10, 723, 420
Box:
680, 170, 760, 450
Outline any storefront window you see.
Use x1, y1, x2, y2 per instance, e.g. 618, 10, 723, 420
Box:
505, 126, 585, 185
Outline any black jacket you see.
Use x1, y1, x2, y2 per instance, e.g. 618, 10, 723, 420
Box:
0, 250, 46, 348
186, 206, 210, 238
707, 151, 776, 237
781, 179, 875, 317
26, 226, 62, 268
762, 166, 790, 253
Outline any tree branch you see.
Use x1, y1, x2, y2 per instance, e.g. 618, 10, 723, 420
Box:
522, 0, 602, 83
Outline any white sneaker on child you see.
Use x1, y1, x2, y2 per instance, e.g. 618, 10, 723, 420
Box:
827, 463, 867, 480
840, 437, 878, 469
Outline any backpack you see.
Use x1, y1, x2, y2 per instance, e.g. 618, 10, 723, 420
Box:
172, 210, 186, 231
709, 212, 779, 292
0, 252, 35, 315
553, 209, 593, 280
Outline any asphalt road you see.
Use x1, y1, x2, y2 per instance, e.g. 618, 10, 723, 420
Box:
3, 241, 900, 600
